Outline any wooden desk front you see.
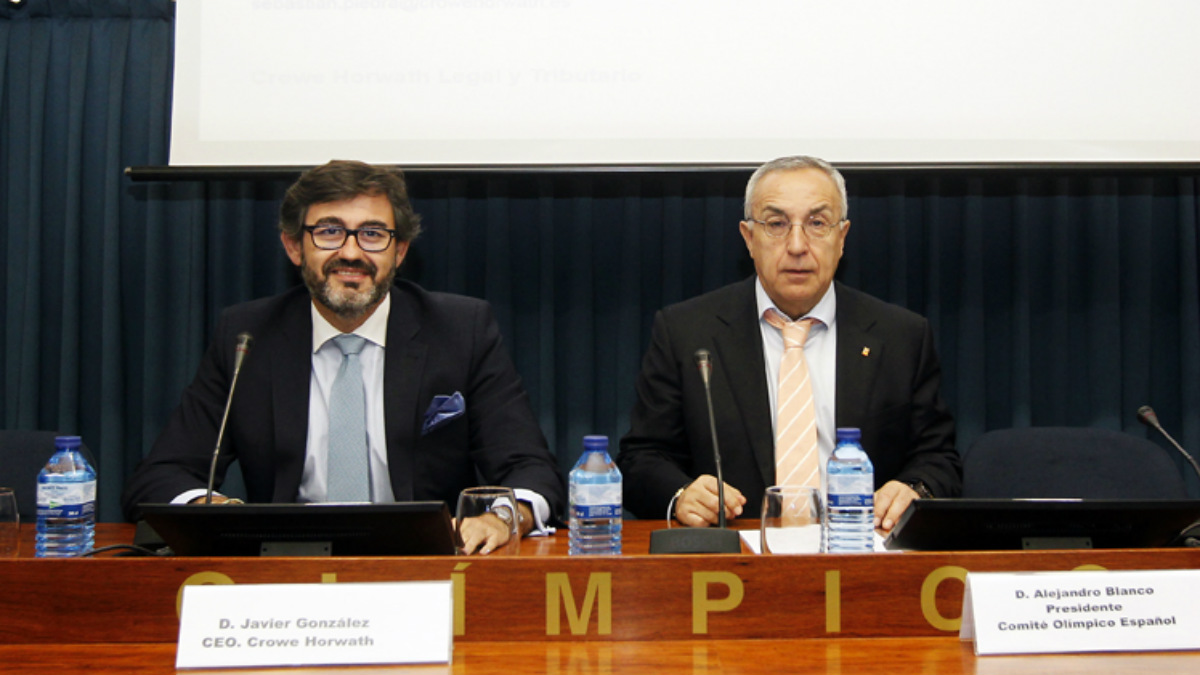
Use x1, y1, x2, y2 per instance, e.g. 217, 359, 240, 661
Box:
3, 521, 1199, 647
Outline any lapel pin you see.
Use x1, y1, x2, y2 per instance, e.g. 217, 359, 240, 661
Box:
861, 347, 870, 357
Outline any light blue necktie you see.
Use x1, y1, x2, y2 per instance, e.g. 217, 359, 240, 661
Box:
327, 334, 370, 502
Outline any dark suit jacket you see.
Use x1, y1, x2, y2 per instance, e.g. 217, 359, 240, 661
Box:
618, 278, 960, 520
121, 282, 565, 522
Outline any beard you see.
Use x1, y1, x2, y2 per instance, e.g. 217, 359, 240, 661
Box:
301, 254, 396, 321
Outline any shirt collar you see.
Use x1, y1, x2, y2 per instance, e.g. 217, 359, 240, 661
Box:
310, 291, 391, 353
754, 278, 837, 328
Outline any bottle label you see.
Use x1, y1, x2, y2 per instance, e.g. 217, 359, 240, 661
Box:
573, 503, 621, 519
827, 472, 873, 495
36, 481, 97, 518
571, 483, 621, 519
828, 493, 874, 508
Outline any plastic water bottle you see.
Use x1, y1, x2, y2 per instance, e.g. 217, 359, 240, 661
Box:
35, 435, 96, 557
826, 427, 874, 553
568, 435, 622, 555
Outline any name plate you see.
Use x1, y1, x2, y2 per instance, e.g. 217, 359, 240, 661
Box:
176, 581, 452, 669
961, 569, 1200, 655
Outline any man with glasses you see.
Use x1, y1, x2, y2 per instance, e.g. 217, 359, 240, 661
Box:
618, 156, 961, 534
122, 160, 564, 554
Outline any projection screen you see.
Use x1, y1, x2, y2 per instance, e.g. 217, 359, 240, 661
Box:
169, 0, 1200, 167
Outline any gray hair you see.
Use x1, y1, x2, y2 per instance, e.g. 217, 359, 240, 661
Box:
743, 156, 849, 221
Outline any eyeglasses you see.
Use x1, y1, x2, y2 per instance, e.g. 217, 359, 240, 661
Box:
302, 224, 398, 252
746, 215, 845, 240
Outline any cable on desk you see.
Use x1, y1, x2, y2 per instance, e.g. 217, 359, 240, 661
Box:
82, 544, 174, 557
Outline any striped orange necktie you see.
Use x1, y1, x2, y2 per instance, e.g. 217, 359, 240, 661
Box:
764, 309, 820, 488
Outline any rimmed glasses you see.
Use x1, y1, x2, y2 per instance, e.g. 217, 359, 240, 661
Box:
301, 224, 398, 251
745, 215, 845, 240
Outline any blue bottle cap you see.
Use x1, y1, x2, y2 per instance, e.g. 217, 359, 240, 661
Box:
54, 435, 83, 449
583, 435, 609, 451
835, 427, 861, 441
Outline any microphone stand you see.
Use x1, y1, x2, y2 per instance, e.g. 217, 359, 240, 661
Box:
1137, 405, 1200, 547
649, 350, 742, 554
1137, 406, 1200, 486
205, 333, 254, 504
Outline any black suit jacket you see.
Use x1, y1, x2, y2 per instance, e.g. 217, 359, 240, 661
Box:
121, 282, 565, 522
618, 278, 960, 520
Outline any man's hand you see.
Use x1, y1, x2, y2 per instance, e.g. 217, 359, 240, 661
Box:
456, 503, 532, 555
673, 475, 746, 527
874, 480, 918, 533
187, 494, 243, 505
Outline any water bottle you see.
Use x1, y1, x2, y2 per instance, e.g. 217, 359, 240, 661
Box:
826, 427, 874, 553
568, 435, 622, 555
35, 435, 96, 557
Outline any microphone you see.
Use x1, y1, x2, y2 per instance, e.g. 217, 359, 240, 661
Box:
694, 349, 728, 528
1137, 406, 1200, 547
1137, 405, 1200, 486
204, 332, 254, 504
648, 349, 742, 553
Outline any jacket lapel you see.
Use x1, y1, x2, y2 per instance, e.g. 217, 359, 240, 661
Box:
383, 288, 424, 502
271, 290, 315, 502
711, 278, 776, 488
834, 283, 883, 429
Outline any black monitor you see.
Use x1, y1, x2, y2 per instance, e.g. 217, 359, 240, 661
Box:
138, 501, 459, 556
884, 498, 1200, 551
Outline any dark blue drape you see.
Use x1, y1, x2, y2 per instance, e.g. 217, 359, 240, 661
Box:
4, 2, 1199, 522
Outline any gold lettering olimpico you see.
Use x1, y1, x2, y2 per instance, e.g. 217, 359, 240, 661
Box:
545, 572, 612, 636
826, 570, 841, 632
452, 563, 471, 636
692, 571, 744, 634
921, 566, 968, 631
176, 571, 236, 617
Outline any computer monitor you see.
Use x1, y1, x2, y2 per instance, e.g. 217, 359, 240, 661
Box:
139, 501, 459, 556
884, 498, 1200, 551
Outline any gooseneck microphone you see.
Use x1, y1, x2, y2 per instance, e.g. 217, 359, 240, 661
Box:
1137, 405, 1200, 486
1138, 405, 1200, 547
648, 349, 742, 553
695, 349, 729, 528
204, 332, 254, 504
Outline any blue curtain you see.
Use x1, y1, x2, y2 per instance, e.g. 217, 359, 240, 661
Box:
4, 2, 1199, 522
2, 0, 177, 522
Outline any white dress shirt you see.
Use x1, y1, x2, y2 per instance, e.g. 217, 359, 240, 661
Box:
754, 279, 838, 493
300, 294, 393, 503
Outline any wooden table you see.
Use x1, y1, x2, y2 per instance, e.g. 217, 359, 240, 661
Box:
3, 637, 1200, 674
3, 522, 1200, 673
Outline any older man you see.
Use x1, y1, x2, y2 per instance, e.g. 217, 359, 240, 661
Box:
618, 156, 960, 533
122, 160, 564, 554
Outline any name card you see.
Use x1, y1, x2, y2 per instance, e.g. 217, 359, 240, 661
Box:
176, 581, 452, 669
961, 570, 1200, 655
